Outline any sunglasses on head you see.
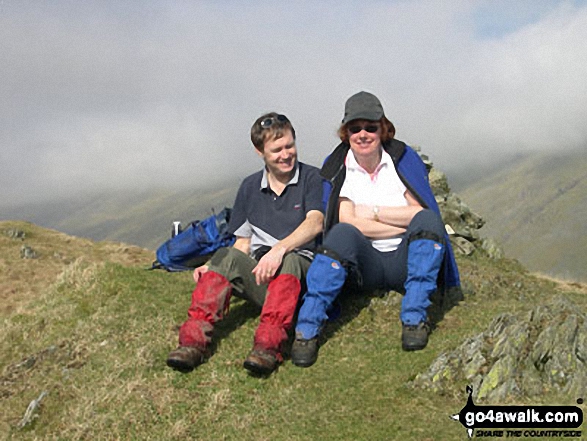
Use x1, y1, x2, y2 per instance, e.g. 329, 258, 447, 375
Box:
347, 124, 380, 134
260, 114, 289, 129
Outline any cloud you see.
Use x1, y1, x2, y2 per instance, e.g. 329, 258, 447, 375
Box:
447, 1, 587, 153
1, 0, 586, 205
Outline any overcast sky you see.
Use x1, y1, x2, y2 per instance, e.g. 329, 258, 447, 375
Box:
1, 0, 586, 205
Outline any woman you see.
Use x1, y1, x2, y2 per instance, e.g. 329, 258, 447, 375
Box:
291, 91, 460, 367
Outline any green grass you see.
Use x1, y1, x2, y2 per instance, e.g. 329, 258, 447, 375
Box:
1, 226, 586, 440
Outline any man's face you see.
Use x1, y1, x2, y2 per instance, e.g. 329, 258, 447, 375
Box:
347, 119, 382, 158
258, 129, 297, 178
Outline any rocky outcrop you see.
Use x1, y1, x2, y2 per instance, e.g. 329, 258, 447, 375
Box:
4, 228, 38, 259
410, 296, 586, 403
417, 149, 503, 259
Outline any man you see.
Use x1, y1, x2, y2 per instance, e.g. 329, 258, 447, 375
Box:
167, 112, 324, 375
291, 92, 461, 367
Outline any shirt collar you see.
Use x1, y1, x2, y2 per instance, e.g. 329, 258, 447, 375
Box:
260, 161, 300, 190
345, 148, 392, 173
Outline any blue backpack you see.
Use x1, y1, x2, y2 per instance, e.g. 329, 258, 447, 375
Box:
151, 207, 236, 272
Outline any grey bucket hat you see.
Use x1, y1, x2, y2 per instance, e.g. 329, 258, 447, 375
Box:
342, 91, 385, 124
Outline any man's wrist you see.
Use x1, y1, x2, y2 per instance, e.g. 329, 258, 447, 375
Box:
272, 243, 288, 256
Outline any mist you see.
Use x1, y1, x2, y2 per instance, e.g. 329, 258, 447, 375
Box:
2, 0, 586, 206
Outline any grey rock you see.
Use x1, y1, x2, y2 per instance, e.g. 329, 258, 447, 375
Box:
5, 228, 26, 240
438, 193, 484, 241
464, 351, 487, 380
20, 245, 38, 259
17, 390, 48, 429
15, 356, 37, 370
451, 236, 476, 256
480, 238, 504, 260
429, 168, 451, 197
575, 321, 587, 364
410, 296, 586, 403
490, 321, 529, 359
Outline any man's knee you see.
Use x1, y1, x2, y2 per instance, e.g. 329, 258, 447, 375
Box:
208, 246, 253, 276
279, 253, 310, 280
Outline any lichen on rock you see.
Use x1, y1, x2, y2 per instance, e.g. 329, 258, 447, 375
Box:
410, 296, 586, 403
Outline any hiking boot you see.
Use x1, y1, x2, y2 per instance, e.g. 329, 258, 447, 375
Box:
243, 349, 278, 375
166, 346, 206, 371
401, 321, 431, 351
291, 335, 319, 368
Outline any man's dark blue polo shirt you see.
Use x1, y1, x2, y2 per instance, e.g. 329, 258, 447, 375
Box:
228, 161, 323, 254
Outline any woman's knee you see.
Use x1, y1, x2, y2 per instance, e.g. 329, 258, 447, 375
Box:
323, 223, 362, 248
409, 209, 445, 241
322, 222, 368, 265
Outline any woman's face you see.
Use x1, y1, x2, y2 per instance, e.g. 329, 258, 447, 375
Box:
347, 119, 382, 158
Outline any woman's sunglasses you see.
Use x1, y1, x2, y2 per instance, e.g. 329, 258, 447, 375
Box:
348, 124, 380, 134
260, 114, 289, 129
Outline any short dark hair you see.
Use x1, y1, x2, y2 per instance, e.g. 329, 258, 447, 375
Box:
250, 112, 296, 152
337, 116, 396, 144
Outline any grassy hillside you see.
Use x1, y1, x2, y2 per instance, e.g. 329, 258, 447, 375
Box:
1, 221, 585, 440
0, 221, 153, 316
460, 150, 587, 283
0, 182, 240, 251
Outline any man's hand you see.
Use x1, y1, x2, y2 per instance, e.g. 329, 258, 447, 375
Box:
193, 265, 209, 283
251, 246, 286, 285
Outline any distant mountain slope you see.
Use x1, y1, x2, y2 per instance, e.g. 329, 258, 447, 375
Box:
0, 182, 240, 250
460, 149, 587, 282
